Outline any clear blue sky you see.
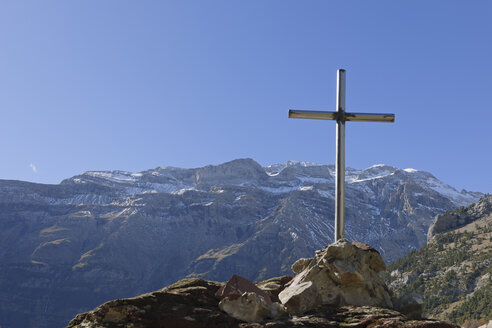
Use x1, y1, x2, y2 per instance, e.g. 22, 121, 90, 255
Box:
1, 1, 490, 193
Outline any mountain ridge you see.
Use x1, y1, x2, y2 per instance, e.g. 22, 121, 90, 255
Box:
0, 158, 483, 328
57, 158, 480, 206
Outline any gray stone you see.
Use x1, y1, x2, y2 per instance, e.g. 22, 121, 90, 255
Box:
278, 281, 321, 315
219, 292, 271, 323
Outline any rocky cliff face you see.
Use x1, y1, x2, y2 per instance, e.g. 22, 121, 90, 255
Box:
428, 194, 492, 241
385, 195, 492, 327
0, 159, 482, 328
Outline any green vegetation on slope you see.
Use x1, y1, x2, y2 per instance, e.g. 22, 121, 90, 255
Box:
383, 219, 492, 326
448, 286, 492, 324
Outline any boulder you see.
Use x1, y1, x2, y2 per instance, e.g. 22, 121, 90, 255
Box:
218, 292, 272, 323
278, 280, 321, 315
215, 274, 272, 304
255, 275, 293, 303
216, 275, 291, 323
281, 240, 393, 311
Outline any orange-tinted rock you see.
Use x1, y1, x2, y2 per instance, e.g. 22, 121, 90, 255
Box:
352, 241, 376, 251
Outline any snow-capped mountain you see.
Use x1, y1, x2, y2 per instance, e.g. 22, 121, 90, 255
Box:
61, 159, 479, 207
0, 159, 483, 328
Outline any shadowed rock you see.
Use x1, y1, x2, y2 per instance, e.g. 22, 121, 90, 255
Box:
215, 274, 272, 304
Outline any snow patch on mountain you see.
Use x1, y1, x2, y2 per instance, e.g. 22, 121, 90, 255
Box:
60, 160, 482, 210
265, 160, 321, 176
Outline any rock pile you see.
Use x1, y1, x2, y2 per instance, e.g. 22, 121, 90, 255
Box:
67, 241, 449, 328
280, 240, 392, 311
217, 240, 395, 321
67, 277, 458, 328
216, 274, 288, 322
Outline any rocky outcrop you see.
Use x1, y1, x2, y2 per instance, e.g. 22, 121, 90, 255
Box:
218, 241, 410, 320
280, 240, 392, 312
427, 211, 473, 241
216, 274, 286, 322
67, 277, 459, 328
428, 194, 492, 241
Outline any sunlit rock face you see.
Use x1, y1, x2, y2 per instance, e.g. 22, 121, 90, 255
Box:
428, 194, 492, 241
280, 241, 392, 313
0, 159, 481, 328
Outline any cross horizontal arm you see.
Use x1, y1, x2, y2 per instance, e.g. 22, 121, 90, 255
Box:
289, 109, 395, 123
288, 109, 337, 120
345, 112, 395, 122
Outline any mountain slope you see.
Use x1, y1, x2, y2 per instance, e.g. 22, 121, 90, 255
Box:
384, 195, 492, 327
0, 159, 482, 328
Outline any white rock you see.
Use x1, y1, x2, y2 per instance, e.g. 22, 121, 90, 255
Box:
278, 281, 321, 315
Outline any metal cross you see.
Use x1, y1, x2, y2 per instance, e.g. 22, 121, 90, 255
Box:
289, 69, 395, 241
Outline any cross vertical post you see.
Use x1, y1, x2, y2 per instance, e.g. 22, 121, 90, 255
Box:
335, 69, 346, 241
288, 69, 395, 242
